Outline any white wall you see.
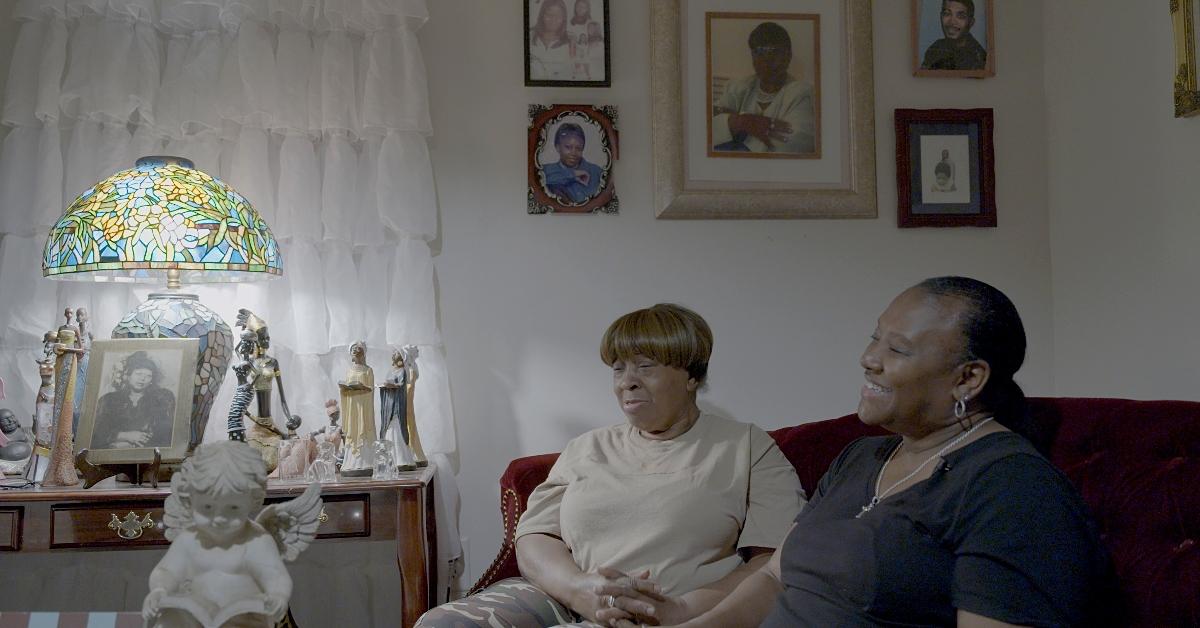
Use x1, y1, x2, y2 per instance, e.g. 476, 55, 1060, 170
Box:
1045, 2, 1200, 399
424, 0, 1054, 586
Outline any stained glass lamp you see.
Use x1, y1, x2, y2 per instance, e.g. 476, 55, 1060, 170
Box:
43, 156, 283, 455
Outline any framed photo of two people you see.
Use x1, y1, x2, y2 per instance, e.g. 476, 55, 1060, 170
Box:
895, 108, 996, 228
912, 0, 994, 78
526, 0, 611, 87
650, 0, 876, 219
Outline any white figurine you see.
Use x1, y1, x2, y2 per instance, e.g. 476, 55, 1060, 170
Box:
143, 440, 323, 628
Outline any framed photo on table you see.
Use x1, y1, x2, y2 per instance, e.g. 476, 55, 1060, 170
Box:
895, 108, 995, 228
76, 338, 198, 464
911, 0, 994, 78
525, 0, 611, 87
1171, 0, 1200, 117
528, 103, 619, 214
650, 0, 875, 219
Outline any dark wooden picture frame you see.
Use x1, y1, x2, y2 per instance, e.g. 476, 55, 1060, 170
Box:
911, 0, 995, 78
528, 103, 619, 214
895, 108, 995, 228
525, 0, 612, 87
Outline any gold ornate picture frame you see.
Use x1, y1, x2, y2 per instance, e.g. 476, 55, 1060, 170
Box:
1172, 0, 1200, 117
650, 0, 875, 219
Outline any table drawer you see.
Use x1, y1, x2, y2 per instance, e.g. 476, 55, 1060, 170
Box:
0, 507, 21, 550
313, 493, 370, 539
50, 500, 167, 549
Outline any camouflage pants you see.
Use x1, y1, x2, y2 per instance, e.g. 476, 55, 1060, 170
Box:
415, 577, 604, 628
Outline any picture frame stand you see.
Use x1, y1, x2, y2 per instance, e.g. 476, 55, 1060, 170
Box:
75, 448, 162, 489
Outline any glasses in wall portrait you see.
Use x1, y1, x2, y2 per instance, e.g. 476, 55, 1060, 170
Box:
707, 12, 821, 159
525, 0, 611, 87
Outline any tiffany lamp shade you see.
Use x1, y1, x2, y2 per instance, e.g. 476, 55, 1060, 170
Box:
43, 156, 283, 454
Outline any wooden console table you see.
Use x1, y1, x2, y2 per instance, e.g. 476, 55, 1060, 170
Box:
0, 467, 436, 628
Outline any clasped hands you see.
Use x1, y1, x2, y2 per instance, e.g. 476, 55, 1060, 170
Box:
583, 566, 685, 627
728, 113, 791, 149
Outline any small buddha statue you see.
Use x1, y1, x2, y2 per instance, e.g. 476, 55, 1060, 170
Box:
0, 409, 32, 470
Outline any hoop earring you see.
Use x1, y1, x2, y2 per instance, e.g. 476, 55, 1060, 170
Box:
954, 396, 968, 420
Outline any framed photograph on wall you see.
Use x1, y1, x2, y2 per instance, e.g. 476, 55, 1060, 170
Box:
895, 108, 995, 228
1171, 0, 1200, 117
528, 103, 619, 214
911, 0, 994, 78
707, 12, 821, 159
76, 338, 199, 464
650, 0, 875, 219
525, 0, 611, 87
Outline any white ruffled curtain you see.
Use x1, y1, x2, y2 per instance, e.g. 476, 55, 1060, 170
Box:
0, 0, 459, 619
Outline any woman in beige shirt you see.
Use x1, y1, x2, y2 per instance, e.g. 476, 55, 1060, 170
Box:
417, 303, 803, 627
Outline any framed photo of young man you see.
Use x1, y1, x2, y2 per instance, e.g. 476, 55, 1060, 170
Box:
526, 0, 611, 87
650, 0, 875, 219
76, 338, 198, 464
895, 108, 995, 228
912, 0, 994, 78
528, 104, 619, 214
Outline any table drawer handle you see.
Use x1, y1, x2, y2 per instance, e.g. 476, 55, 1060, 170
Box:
318, 507, 329, 523
108, 512, 154, 540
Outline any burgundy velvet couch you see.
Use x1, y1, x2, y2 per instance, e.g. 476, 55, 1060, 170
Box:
469, 398, 1200, 627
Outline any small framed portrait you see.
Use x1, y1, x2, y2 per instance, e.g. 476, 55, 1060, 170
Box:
707, 12, 821, 159
912, 0, 994, 78
525, 0, 611, 87
528, 103, 619, 214
895, 108, 995, 228
1171, 0, 1200, 116
76, 338, 198, 464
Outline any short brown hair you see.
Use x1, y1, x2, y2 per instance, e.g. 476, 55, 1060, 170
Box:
600, 303, 712, 382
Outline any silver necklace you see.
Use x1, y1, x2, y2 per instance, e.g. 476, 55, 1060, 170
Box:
855, 417, 993, 519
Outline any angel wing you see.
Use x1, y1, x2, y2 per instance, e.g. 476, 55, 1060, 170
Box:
254, 482, 323, 562
161, 480, 194, 542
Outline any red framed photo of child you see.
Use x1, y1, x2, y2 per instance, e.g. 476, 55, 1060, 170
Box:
525, 0, 611, 87
528, 104, 619, 214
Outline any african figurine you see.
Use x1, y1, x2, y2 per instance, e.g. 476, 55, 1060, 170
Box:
338, 341, 375, 477
143, 440, 322, 628
234, 309, 301, 473
379, 349, 417, 472
401, 344, 428, 467
52, 309, 84, 435
73, 307, 92, 432
316, 398, 344, 461
226, 329, 259, 443
42, 329, 85, 487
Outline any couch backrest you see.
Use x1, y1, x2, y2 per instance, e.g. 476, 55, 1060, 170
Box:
477, 398, 1200, 626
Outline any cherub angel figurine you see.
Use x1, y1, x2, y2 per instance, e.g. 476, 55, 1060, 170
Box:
143, 440, 322, 628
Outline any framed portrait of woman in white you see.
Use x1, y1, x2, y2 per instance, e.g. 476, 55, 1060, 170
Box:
650, 0, 875, 219
76, 338, 198, 464
707, 12, 821, 159
526, 0, 611, 87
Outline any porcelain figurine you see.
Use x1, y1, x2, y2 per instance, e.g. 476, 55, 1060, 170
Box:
400, 344, 428, 467
234, 310, 301, 473
378, 350, 416, 471
23, 354, 55, 482
73, 307, 92, 432
143, 440, 322, 628
338, 342, 375, 477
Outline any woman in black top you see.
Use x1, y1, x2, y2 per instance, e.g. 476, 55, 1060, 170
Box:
597, 276, 1113, 627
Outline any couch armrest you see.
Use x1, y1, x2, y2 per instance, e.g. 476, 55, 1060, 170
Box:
468, 452, 561, 594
